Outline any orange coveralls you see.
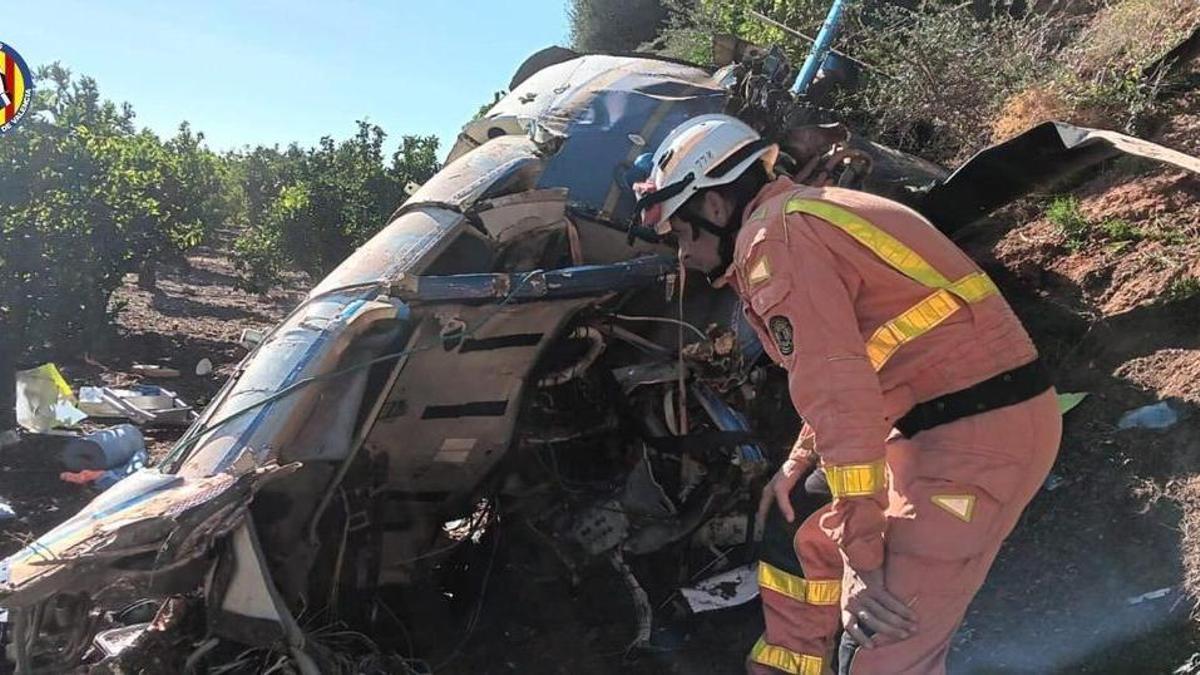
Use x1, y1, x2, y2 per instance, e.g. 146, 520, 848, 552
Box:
727, 177, 1062, 674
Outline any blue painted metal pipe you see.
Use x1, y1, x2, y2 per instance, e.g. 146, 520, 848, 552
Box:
792, 0, 852, 97
393, 255, 678, 303
691, 383, 767, 466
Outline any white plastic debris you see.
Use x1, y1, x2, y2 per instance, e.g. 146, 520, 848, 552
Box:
195, 358, 213, 376
93, 622, 150, 658
239, 328, 266, 350
681, 563, 760, 613
1043, 473, 1066, 491
15, 363, 86, 432
1127, 587, 1173, 605
0, 499, 16, 522
1118, 402, 1180, 430
131, 364, 181, 379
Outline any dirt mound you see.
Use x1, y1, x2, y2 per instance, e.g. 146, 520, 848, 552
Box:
949, 58, 1200, 671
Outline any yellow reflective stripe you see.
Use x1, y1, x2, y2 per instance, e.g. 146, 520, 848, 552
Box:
757, 562, 841, 606
824, 459, 886, 498
786, 196, 1002, 370
866, 288, 960, 370
948, 271, 999, 302
785, 197, 951, 288
750, 636, 824, 675
865, 274, 1000, 370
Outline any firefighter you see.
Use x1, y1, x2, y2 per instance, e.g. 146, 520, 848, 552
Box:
633, 114, 1061, 675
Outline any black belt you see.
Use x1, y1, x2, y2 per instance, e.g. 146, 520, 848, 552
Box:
894, 357, 1052, 439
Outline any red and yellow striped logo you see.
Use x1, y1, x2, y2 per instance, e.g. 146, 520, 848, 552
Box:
0, 42, 32, 132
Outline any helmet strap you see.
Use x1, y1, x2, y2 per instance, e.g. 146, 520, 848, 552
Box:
679, 209, 739, 281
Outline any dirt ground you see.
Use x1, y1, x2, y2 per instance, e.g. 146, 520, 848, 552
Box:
4, 67, 1200, 675
0, 243, 304, 560
945, 67, 1200, 672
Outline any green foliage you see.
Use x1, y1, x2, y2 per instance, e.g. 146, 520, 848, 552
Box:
474, 91, 507, 121
1047, 196, 1091, 250
1165, 275, 1200, 303
231, 123, 440, 290
651, 0, 1184, 164
838, 4, 1056, 162
0, 64, 230, 357
569, 0, 670, 53
1047, 195, 1145, 251
1099, 217, 1141, 243
656, 0, 827, 64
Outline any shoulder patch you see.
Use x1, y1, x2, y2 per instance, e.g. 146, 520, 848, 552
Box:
747, 255, 772, 286
768, 316, 794, 356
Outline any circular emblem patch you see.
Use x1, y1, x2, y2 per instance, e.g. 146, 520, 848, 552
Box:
0, 42, 33, 135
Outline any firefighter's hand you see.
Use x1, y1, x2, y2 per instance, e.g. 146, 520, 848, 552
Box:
755, 455, 813, 533
841, 565, 917, 647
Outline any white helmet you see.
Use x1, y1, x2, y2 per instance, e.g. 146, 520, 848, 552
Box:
634, 114, 778, 235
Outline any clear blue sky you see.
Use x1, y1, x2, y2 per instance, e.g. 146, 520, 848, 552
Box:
4, 1, 570, 158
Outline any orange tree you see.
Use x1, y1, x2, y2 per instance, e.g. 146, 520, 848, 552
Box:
0, 65, 231, 427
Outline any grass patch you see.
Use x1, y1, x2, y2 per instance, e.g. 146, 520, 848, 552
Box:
1047, 196, 1092, 250
1047, 196, 1147, 250
1165, 276, 1200, 303
1099, 217, 1141, 243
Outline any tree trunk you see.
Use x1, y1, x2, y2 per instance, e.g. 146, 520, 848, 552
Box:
138, 258, 158, 290
0, 322, 17, 432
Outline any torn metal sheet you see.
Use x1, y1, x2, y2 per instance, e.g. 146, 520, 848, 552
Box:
78, 385, 194, 426
914, 122, 1200, 232
93, 622, 150, 658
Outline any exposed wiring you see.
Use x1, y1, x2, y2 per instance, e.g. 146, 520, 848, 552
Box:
537, 325, 606, 387
163, 270, 541, 473
611, 313, 707, 341
431, 508, 502, 672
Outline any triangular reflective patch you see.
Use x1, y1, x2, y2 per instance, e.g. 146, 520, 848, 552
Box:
748, 256, 771, 286
931, 494, 976, 522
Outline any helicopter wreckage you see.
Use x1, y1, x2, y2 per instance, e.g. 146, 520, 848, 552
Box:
3, 39, 1200, 673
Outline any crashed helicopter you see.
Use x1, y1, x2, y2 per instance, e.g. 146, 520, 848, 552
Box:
3, 38, 1200, 673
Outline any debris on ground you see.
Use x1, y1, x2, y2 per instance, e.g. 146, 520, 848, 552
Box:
195, 358, 213, 376
238, 328, 265, 350
1043, 473, 1066, 491
1, 14, 1199, 675
681, 564, 760, 613
1057, 392, 1089, 415
60, 449, 150, 490
1128, 587, 1176, 605
59, 424, 146, 471
1118, 401, 1182, 430
130, 364, 181, 379
60, 469, 106, 485
0, 499, 16, 522
78, 385, 193, 426
15, 363, 86, 432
